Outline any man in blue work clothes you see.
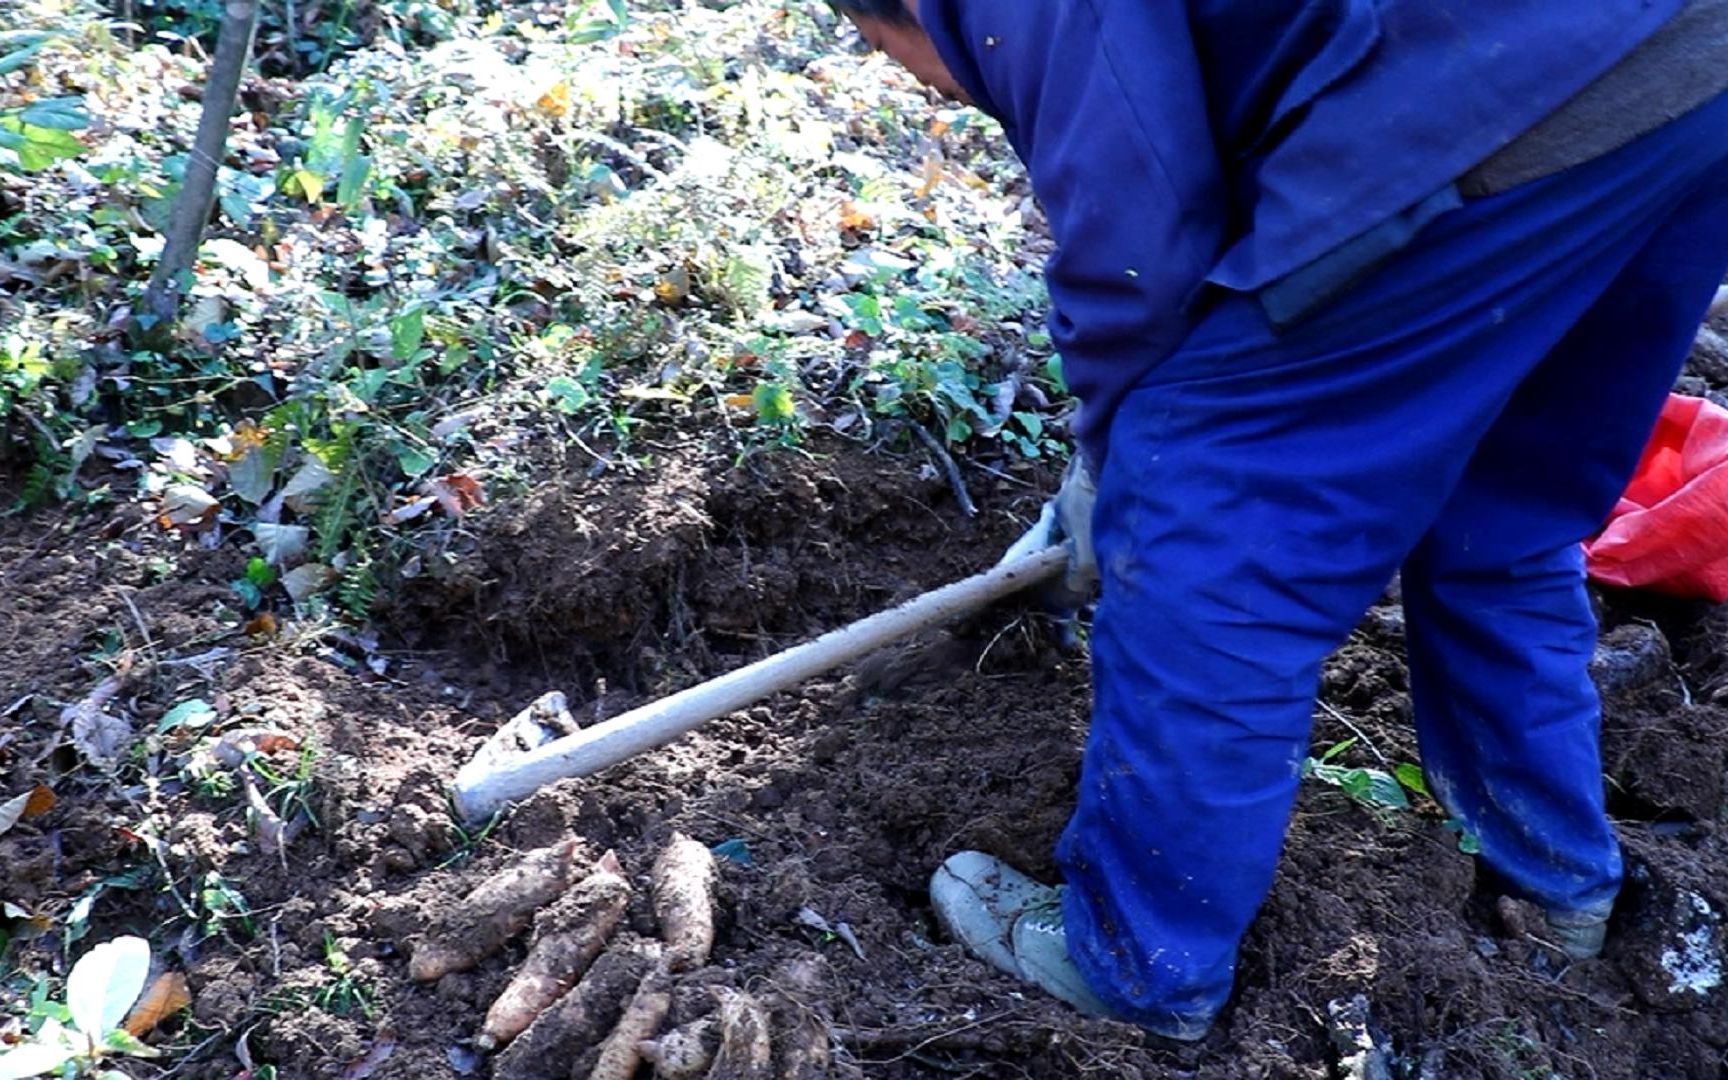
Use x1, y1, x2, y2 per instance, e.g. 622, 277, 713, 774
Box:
831, 0, 1728, 1041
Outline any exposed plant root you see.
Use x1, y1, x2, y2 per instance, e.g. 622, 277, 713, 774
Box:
637, 1014, 718, 1078
409, 838, 583, 981
651, 832, 717, 973
704, 987, 773, 1079
479, 850, 631, 1048
493, 941, 659, 1080
585, 960, 674, 1080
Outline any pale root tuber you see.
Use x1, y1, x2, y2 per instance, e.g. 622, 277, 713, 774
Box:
705, 988, 772, 1079
636, 1015, 718, 1078
768, 954, 833, 1080
479, 850, 632, 1048
494, 941, 658, 1080
651, 833, 717, 973
410, 838, 582, 982
584, 962, 674, 1080
772, 1010, 832, 1079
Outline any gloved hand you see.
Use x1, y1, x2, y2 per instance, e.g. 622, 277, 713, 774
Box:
999, 454, 1098, 608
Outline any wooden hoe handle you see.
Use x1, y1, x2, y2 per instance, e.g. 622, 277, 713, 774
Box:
453, 546, 1069, 824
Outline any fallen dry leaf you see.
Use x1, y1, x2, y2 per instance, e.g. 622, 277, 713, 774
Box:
158, 484, 219, 531
430, 473, 486, 518
536, 81, 570, 118
388, 495, 437, 524
838, 200, 875, 233
240, 773, 289, 859
653, 267, 690, 305
225, 421, 272, 458
122, 971, 192, 1037
72, 708, 132, 766
0, 795, 26, 837
208, 728, 301, 769
23, 785, 54, 819
0, 786, 53, 837
281, 562, 336, 602
339, 1033, 397, 1079
1, 901, 52, 944
63, 667, 132, 767
914, 151, 943, 198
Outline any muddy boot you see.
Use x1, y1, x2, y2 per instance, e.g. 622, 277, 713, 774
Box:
1546, 908, 1609, 960
930, 851, 1209, 1040
929, 850, 1057, 977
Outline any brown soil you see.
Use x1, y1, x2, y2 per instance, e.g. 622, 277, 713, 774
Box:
4, 431, 1728, 1080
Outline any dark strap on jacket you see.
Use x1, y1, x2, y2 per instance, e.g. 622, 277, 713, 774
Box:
1462, 0, 1728, 196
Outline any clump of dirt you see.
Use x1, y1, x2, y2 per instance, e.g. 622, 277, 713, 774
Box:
7, 437, 1728, 1080
382, 436, 1029, 691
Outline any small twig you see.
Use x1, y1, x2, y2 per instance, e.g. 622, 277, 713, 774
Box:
965, 459, 1038, 489
155, 1030, 229, 1078
568, 128, 668, 182
1318, 701, 1390, 767
974, 614, 1027, 674
908, 422, 978, 517
118, 589, 157, 656
268, 918, 283, 976
1522, 931, 1574, 963
834, 1011, 1023, 1062
629, 127, 690, 155
157, 646, 237, 670
146, 830, 202, 923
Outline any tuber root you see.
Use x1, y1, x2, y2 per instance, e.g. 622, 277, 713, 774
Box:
637, 1014, 718, 1078
705, 988, 773, 1079
479, 850, 631, 1049
651, 833, 718, 973
410, 838, 582, 982
585, 961, 674, 1080
494, 941, 658, 1080
767, 956, 833, 1080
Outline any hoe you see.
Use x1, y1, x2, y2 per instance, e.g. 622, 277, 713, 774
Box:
453, 545, 1067, 823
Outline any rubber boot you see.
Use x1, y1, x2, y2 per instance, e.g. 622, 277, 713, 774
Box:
929, 851, 1211, 1040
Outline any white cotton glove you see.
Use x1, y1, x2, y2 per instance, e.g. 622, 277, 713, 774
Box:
999, 455, 1098, 606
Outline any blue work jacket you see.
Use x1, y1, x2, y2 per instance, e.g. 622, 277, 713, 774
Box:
919, 0, 1688, 464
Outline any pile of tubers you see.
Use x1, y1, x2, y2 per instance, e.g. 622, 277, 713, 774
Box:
407, 832, 837, 1079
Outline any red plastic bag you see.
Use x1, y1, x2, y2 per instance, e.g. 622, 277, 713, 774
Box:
1585, 394, 1728, 601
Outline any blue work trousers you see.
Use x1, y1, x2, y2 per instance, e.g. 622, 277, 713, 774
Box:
1058, 90, 1728, 1033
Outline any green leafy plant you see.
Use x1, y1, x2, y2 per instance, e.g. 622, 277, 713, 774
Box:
1303, 739, 1410, 811
1443, 817, 1483, 855
313, 933, 374, 1018
1303, 740, 1485, 853
197, 872, 255, 939
437, 797, 499, 870
0, 33, 89, 172
230, 557, 277, 610
156, 699, 219, 736
249, 739, 320, 828
566, 0, 629, 44
0, 936, 158, 1078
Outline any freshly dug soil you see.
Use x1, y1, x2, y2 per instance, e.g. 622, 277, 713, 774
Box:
4, 432, 1728, 1080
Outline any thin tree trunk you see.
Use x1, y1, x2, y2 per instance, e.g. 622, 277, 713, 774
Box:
138, 0, 259, 336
